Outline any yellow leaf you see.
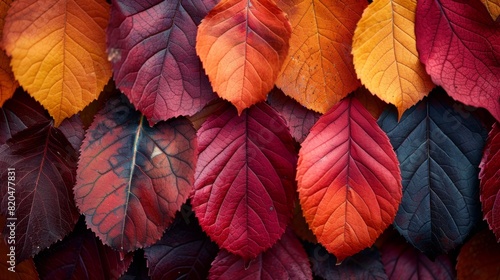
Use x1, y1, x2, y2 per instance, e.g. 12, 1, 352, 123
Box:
3, 0, 111, 126
352, 0, 435, 118
0, 49, 17, 106
481, 0, 500, 20
276, 0, 367, 114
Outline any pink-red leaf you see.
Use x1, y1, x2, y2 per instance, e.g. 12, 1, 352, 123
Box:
196, 0, 292, 113
0, 122, 80, 262
297, 97, 402, 261
107, 0, 217, 125
208, 229, 312, 280
34, 219, 133, 280
456, 228, 500, 279
416, 0, 500, 121
74, 94, 197, 251
480, 123, 500, 240
192, 102, 296, 259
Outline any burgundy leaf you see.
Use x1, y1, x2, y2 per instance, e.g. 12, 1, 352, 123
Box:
456, 228, 500, 279
58, 115, 85, 151
144, 207, 218, 280
34, 218, 133, 280
107, 0, 218, 125
0, 122, 79, 262
75, 94, 197, 252
192, 102, 296, 259
209, 229, 312, 280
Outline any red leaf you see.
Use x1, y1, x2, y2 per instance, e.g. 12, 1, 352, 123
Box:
456, 228, 500, 279
192, 102, 296, 259
0, 122, 80, 262
480, 123, 500, 240
107, 0, 217, 125
416, 0, 500, 121
267, 88, 320, 143
34, 218, 133, 280
208, 229, 312, 280
0, 90, 50, 144
380, 231, 455, 280
144, 208, 218, 280
297, 97, 402, 261
74, 94, 197, 251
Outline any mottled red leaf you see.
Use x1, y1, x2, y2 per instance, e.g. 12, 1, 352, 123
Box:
34, 218, 133, 280
74, 94, 197, 251
380, 231, 455, 280
416, 0, 500, 121
0, 122, 80, 262
192, 102, 296, 259
209, 229, 312, 280
144, 208, 218, 280
297, 97, 402, 261
107, 0, 217, 125
305, 243, 388, 280
0, 90, 50, 145
480, 123, 500, 240
457, 228, 500, 279
267, 88, 320, 143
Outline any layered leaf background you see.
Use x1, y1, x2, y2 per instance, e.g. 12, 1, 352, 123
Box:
0, 0, 499, 278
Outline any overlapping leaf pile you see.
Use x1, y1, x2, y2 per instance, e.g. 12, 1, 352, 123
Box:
0, 0, 498, 278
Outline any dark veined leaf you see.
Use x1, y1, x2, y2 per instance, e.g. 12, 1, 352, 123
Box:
121, 249, 150, 280
379, 230, 455, 280
456, 228, 500, 279
0, 122, 80, 263
107, 0, 217, 125
192, 102, 296, 259
416, 0, 500, 121
305, 243, 388, 280
74, 94, 197, 252
209, 229, 312, 280
58, 115, 85, 152
144, 206, 218, 280
297, 97, 402, 261
34, 218, 133, 280
480, 123, 500, 240
378, 91, 488, 257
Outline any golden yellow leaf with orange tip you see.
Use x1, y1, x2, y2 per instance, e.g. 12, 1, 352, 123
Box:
2, 0, 111, 126
0, 49, 18, 106
275, 0, 367, 114
352, 0, 435, 118
481, 0, 500, 20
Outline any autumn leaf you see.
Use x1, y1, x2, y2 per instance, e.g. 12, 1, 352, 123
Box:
351, 86, 388, 120
456, 229, 500, 279
378, 92, 487, 256
74, 94, 197, 252
480, 123, 500, 240
0, 0, 13, 49
416, 0, 500, 122
276, 0, 366, 113
352, 0, 434, 117
0, 122, 80, 263
297, 97, 402, 261
481, 0, 500, 20
192, 102, 296, 259
196, 0, 291, 113
2, 0, 112, 126
107, 0, 217, 125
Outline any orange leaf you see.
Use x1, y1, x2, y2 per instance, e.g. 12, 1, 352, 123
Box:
275, 0, 366, 114
196, 0, 291, 113
352, 0, 435, 118
3, 0, 112, 126
481, 0, 500, 20
0, 0, 13, 49
0, 49, 17, 106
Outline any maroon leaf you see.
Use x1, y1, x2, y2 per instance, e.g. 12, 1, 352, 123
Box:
0, 89, 50, 144
34, 218, 133, 280
107, 0, 218, 125
0, 121, 80, 263
192, 102, 296, 259
58, 115, 85, 152
480, 123, 500, 240
74, 94, 197, 252
456, 228, 500, 279
144, 206, 218, 280
209, 229, 312, 280
416, 0, 500, 121
267, 88, 320, 143
380, 231, 455, 280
